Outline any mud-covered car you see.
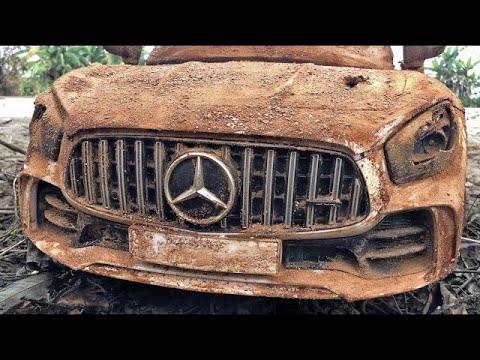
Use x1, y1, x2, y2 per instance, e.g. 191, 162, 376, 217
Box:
18, 46, 467, 301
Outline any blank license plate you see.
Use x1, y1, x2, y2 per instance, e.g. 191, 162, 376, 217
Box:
129, 225, 280, 275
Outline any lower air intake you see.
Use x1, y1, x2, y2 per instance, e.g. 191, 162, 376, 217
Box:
37, 181, 128, 251
282, 210, 434, 276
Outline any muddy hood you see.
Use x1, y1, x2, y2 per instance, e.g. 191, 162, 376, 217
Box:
38, 62, 462, 156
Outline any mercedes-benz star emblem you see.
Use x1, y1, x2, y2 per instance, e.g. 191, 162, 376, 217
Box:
164, 151, 237, 225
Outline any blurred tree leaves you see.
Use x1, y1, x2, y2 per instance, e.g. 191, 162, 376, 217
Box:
19, 46, 123, 95
3, 45, 480, 106
0, 46, 28, 96
429, 46, 480, 107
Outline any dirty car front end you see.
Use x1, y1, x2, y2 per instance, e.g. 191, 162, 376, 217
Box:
19, 61, 466, 300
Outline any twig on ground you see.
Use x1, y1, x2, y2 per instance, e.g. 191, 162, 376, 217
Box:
0, 250, 26, 260
422, 290, 433, 314
392, 296, 403, 314
456, 275, 476, 294
461, 237, 480, 244
12, 174, 20, 223
0, 274, 31, 280
0, 138, 26, 155
86, 277, 108, 295
51, 278, 82, 303
408, 292, 423, 303
0, 223, 21, 243
0, 226, 18, 241
453, 269, 480, 274
0, 239, 25, 258
466, 193, 480, 219
360, 300, 368, 315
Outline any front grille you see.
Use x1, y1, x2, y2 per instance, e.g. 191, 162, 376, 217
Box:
65, 134, 368, 232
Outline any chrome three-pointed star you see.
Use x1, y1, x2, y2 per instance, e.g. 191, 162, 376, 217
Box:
170, 156, 228, 209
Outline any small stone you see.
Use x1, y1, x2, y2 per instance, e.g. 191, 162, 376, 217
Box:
472, 175, 480, 186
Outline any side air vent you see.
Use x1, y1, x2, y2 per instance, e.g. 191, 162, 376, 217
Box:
282, 210, 434, 276
36, 181, 128, 251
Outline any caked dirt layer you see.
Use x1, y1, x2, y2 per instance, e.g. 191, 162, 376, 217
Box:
1, 111, 480, 313
32, 61, 461, 164
19, 60, 468, 301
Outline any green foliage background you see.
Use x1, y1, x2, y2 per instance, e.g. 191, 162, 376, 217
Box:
0, 46, 28, 96
0, 46, 122, 96
1, 45, 480, 107
20, 46, 123, 95
428, 46, 480, 107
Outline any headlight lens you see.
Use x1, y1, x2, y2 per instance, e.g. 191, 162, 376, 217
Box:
385, 102, 457, 184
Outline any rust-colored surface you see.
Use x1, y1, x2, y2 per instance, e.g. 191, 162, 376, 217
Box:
30, 62, 462, 159
129, 225, 279, 275
103, 46, 142, 65
146, 46, 394, 70
19, 59, 467, 300
18, 190, 460, 300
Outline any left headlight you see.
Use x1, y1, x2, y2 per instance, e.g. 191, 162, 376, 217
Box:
385, 101, 457, 184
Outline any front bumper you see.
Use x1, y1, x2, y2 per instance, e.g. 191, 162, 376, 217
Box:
19, 143, 465, 301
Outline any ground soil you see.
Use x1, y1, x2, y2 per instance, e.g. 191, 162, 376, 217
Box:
1, 113, 480, 314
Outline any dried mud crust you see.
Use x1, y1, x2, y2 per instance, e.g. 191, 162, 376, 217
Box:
1, 114, 480, 313
31, 62, 462, 162
1, 105, 479, 314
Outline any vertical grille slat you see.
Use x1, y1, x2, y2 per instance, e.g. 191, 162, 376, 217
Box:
67, 135, 368, 232
241, 148, 253, 229
154, 141, 166, 219
306, 153, 320, 228
98, 139, 111, 208
115, 139, 128, 213
174, 143, 185, 225
350, 178, 362, 218
263, 150, 275, 226
135, 140, 147, 215
284, 151, 298, 228
69, 159, 78, 197
328, 157, 343, 224
81, 141, 96, 204
220, 146, 231, 229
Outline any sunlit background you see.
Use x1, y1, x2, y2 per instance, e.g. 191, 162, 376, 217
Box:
1, 46, 480, 107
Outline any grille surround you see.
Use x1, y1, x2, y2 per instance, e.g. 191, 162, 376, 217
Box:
64, 133, 369, 233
